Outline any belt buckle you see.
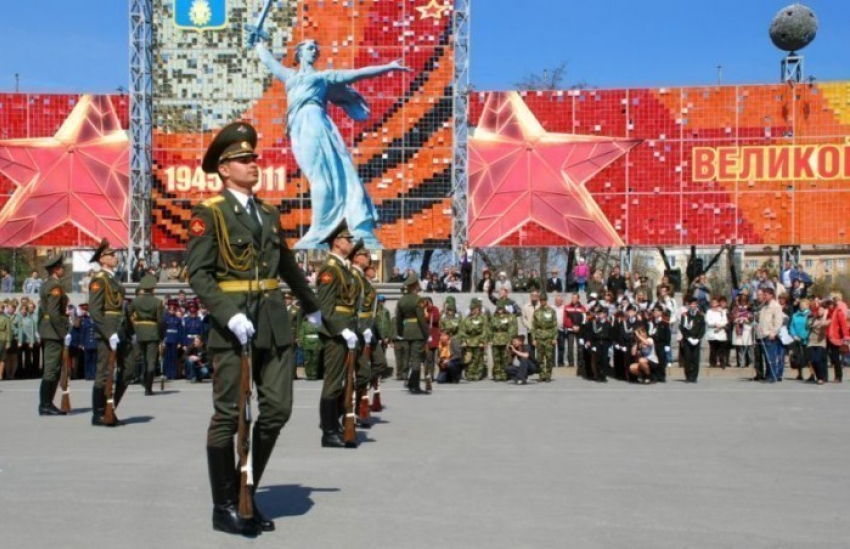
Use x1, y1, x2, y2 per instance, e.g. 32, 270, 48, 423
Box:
258, 279, 271, 291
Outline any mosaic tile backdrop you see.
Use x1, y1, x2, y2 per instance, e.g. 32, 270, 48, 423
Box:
152, 0, 455, 250
469, 82, 850, 247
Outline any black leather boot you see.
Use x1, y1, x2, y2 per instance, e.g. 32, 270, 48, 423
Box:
208, 446, 260, 537
408, 369, 425, 394
144, 370, 154, 396
320, 398, 345, 448
250, 425, 277, 532
91, 387, 106, 426
114, 381, 129, 406
38, 380, 62, 416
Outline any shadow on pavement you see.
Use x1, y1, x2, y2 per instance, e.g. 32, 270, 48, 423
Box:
258, 484, 340, 519
122, 415, 155, 425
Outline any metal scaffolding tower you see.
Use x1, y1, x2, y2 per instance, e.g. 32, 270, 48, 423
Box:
128, 0, 153, 277
451, 0, 470, 253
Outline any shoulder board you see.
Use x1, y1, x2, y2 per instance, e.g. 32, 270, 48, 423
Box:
93, 272, 108, 280
201, 196, 225, 208
328, 257, 338, 267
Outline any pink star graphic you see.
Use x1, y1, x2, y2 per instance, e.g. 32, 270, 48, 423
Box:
0, 95, 129, 248
468, 91, 641, 247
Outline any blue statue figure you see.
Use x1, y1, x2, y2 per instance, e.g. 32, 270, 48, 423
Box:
254, 38, 410, 249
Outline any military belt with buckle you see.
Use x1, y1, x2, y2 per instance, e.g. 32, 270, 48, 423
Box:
217, 279, 280, 292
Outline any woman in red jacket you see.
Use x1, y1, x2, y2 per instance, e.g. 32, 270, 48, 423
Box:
825, 294, 849, 383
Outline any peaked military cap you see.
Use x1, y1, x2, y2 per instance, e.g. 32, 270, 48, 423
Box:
470, 297, 482, 308
538, 291, 548, 301
202, 122, 259, 174
139, 275, 158, 291
90, 238, 115, 264
346, 238, 365, 261
322, 219, 354, 245
403, 272, 420, 287
42, 254, 63, 270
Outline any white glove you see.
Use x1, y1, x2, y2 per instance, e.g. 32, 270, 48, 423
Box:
687, 338, 699, 346
227, 313, 255, 345
579, 338, 585, 346
363, 329, 373, 344
664, 346, 671, 352
132, 334, 138, 345
341, 328, 358, 350
64, 334, 72, 347
109, 333, 120, 351
305, 310, 322, 327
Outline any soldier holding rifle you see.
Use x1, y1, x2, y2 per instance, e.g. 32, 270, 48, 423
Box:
128, 275, 164, 395
187, 122, 321, 537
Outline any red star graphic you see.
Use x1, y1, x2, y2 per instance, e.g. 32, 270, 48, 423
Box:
0, 95, 129, 248
468, 92, 641, 247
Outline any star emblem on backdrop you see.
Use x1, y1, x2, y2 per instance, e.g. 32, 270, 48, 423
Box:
416, 0, 450, 20
468, 91, 641, 247
0, 95, 130, 247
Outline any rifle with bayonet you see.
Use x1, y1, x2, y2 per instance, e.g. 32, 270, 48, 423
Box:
237, 342, 254, 520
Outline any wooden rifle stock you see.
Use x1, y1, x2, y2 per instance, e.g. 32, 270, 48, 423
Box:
60, 344, 71, 413
103, 348, 117, 425
237, 344, 254, 520
343, 349, 357, 446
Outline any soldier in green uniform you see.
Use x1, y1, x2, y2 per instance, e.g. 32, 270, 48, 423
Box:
88, 240, 135, 426
532, 291, 559, 382
315, 221, 360, 448
349, 243, 388, 415
390, 307, 408, 381
0, 302, 11, 381
283, 292, 301, 379
490, 299, 518, 381
375, 294, 392, 377
460, 298, 490, 381
37, 254, 70, 416
298, 313, 322, 380
440, 298, 462, 336
187, 122, 322, 536
396, 273, 429, 394
128, 275, 164, 396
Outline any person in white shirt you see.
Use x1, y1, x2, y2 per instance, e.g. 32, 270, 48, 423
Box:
629, 326, 657, 383
705, 298, 729, 368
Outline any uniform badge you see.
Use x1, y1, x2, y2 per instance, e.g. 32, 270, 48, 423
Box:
51, 287, 62, 297
190, 217, 206, 236
90, 282, 101, 292
319, 272, 333, 285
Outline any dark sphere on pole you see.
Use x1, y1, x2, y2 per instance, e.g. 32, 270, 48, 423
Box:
769, 4, 818, 52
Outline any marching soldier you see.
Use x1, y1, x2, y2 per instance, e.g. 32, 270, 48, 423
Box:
298, 313, 322, 380
375, 295, 392, 376
162, 300, 183, 380
460, 298, 490, 381
532, 291, 558, 382
395, 273, 429, 394
490, 300, 518, 381
128, 275, 164, 395
315, 221, 360, 447
390, 306, 408, 381
283, 292, 301, 379
88, 239, 135, 425
187, 122, 321, 536
349, 243, 388, 417
37, 254, 70, 416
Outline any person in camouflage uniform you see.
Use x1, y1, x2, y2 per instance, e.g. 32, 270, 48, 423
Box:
298, 314, 322, 380
37, 254, 70, 416
460, 298, 490, 381
532, 291, 559, 382
440, 298, 462, 337
490, 299, 518, 381
128, 275, 164, 396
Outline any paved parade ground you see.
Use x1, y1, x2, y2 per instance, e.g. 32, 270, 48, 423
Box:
1, 372, 848, 549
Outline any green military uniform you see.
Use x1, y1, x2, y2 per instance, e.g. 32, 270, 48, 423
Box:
37, 254, 70, 415
298, 317, 322, 379
396, 273, 429, 393
88, 240, 135, 426
390, 310, 408, 380
188, 122, 321, 535
0, 311, 11, 364
441, 297, 462, 336
128, 275, 164, 395
375, 297, 392, 376
284, 296, 301, 379
532, 292, 558, 381
490, 301, 518, 381
460, 298, 491, 381
350, 248, 388, 387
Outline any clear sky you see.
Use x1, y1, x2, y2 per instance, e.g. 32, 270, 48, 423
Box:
0, 0, 846, 93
